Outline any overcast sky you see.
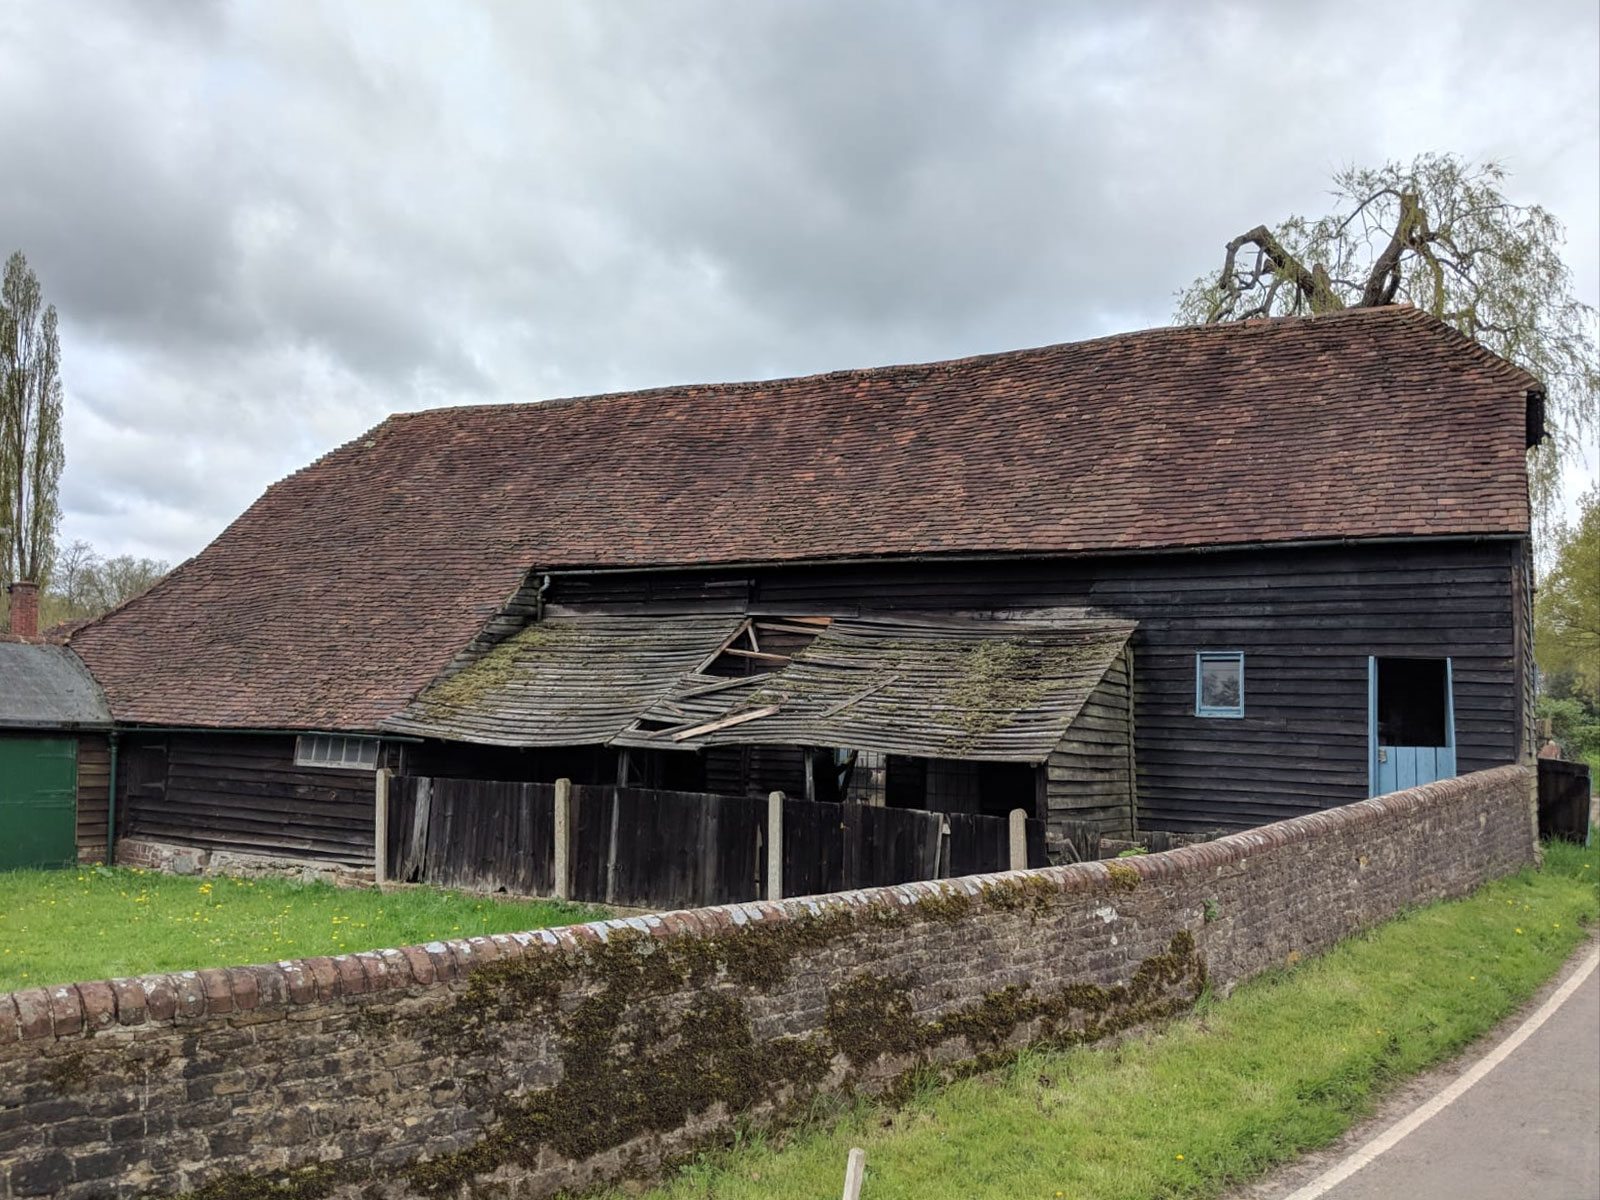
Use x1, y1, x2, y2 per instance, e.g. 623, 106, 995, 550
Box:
1, 0, 1596, 565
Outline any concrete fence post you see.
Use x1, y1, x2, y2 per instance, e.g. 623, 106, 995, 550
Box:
767, 791, 785, 901
1009, 808, 1028, 871
554, 778, 573, 901
841, 1148, 866, 1200
374, 768, 392, 885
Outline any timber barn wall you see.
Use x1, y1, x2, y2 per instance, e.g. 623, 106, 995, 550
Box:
549, 539, 1530, 833
116, 734, 379, 867
74, 736, 109, 864
1046, 646, 1135, 835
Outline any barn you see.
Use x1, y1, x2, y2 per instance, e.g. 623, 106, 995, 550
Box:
63, 306, 1542, 892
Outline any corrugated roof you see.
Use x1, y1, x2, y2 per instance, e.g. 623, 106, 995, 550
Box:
0, 644, 112, 730
383, 614, 747, 746
389, 613, 1134, 763
70, 307, 1536, 732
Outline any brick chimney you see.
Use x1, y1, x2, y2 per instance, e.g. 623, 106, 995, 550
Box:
6, 580, 39, 640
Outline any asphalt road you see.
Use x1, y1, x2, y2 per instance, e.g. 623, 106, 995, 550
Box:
1257, 946, 1600, 1200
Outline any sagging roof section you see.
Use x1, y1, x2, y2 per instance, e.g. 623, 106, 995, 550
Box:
383, 614, 748, 747
0, 644, 112, 730
389, 613, 1135, 764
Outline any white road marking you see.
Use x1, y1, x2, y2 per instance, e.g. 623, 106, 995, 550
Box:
1281, 946, 1600, 1200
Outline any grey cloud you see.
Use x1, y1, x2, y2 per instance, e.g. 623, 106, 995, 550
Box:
0, 0, 1593, 563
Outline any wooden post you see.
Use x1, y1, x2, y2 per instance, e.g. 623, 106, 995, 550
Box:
554, 778, 573, 901
1008, 808, 1028, 871
935, 815, 951, 878
374, 768, 392, 886
840, 1148, 866, 1200
767, 791, 784, 901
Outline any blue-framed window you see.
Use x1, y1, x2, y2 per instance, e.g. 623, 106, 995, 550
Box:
1195, 651, 1244, 717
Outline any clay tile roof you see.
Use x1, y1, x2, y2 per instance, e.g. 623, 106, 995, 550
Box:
68, 307, 1536, 733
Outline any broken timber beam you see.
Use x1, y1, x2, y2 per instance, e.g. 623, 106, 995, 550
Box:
669, 705, 781, 742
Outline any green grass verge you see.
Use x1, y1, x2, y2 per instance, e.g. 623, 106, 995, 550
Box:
0, 866, 607, 991
636, 841, 1599, 1200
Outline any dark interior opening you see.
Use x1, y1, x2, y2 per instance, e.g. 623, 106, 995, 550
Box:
885, 755, 1035, 817
1376, 658, 1449, 747
885, 754, 927, 809
655, 749, 708, 793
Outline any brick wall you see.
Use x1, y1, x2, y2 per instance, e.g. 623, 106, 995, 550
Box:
0, 766, 1536, 1199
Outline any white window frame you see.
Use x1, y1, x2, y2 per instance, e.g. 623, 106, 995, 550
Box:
294, 734, 381, 771
1195, 651, 1245, 718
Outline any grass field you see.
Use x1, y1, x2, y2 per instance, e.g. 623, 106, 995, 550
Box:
0, 866, 606, 991
629, 841, 1599, 1200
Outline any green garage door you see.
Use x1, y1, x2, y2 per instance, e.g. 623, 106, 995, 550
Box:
0, 738, 78, 870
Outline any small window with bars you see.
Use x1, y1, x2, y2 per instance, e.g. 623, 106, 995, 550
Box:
1195, 651, 1245, 718
294, 734, 381, 771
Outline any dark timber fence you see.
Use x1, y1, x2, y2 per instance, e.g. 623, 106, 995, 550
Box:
1536, 757, 1593, 843
385, 775, 1048, 910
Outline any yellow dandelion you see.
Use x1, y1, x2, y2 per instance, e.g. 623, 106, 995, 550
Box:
1176, 1154, 1185, 1161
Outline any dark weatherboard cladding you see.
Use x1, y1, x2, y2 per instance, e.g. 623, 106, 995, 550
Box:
549, 538, 1530, 832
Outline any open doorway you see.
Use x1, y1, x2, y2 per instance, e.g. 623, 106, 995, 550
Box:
1369, 656, 1455, 796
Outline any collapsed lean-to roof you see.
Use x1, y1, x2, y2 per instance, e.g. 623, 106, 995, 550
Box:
384, 613, 1136, 763
68, 307, 1538, 733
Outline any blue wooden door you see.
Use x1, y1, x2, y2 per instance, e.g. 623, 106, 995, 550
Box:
1369, 657, 1455, 797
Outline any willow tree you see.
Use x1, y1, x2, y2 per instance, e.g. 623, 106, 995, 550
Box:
0, 250, 65, 587
1175, 154, 1599, 540
1535, 488, 1600, 705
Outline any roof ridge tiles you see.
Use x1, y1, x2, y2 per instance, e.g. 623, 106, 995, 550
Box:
378, 304, 1534, 426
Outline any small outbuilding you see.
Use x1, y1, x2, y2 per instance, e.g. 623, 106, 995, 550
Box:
0, 641, 115, 868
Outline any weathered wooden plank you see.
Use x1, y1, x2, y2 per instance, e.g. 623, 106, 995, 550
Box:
670, 706, 781, 742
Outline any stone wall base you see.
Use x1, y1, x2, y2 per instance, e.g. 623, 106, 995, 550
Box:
114, 837, 375, 887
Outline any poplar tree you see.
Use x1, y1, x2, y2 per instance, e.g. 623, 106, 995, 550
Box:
0, 251, 65, 587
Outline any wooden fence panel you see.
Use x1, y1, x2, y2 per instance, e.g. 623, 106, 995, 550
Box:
571, 786, 767, 909
781, 798, 847, 898
570, 784, 613, 903
704, 792, 767, 906
386, 777, 554, 894
1537, 758, 1592, 843
389, 776, 1055, 912
387, 775, 422, 882
944, 811, 1006, 877
845, 804, 943, 890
